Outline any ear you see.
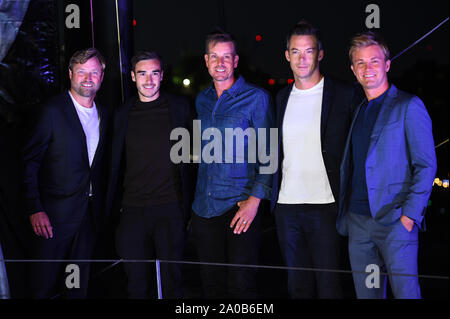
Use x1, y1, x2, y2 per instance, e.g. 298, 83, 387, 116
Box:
204, 54, 209, 67
233, 54, 239, 68
350, 64, 356, 77
285, 50, 290, 62
385, 59, 391, 73
160, 70, 164, 81
318, 49, 324, 62
131, 70, 136, 82
69, 68, 73, 80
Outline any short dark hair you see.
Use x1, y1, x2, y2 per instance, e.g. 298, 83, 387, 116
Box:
69, 47, 106, 71
349, 31, 390, 63
205, 29, 237, 54
285, 20, 322, 51
131, 51, 163, 72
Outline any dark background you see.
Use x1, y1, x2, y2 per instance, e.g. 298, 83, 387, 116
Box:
0, 0, 448, 299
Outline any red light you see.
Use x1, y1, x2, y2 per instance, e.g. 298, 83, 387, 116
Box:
287, 78, 294, 84
255, 35, 262, 42
268, 78, 275, 85
133, 19, 136, 27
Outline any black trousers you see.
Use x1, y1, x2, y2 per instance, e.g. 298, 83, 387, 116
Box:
191, 206, 261, 299
115, 202, 185, 299
29, 200, 97, 299
274, 203, 343, 299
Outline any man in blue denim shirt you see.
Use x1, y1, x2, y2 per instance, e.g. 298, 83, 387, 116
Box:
191, 31, 274, 298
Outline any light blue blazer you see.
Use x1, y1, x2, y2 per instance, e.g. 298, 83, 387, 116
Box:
337, 84, 437, 236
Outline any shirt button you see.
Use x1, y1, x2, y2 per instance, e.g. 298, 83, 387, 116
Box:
208, 192, 211, 196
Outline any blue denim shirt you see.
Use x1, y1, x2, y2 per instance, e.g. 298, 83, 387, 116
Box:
192, 76, 274, 218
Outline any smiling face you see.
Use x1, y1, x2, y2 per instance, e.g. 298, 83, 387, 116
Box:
204, 41, 239, 86
351, 44, 391, 99
69, 57, 104, 99
131, 58, 163, 102
285, 35, 323, 86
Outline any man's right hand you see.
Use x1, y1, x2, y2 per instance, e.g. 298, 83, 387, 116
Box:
30, 212, 53, 239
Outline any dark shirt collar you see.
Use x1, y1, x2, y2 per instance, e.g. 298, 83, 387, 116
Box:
366, 85, 390, 106
134, 94, 167, 110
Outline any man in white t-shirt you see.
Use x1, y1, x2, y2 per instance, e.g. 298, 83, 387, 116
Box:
23, 48, 110, 298
270, 21, 357, 298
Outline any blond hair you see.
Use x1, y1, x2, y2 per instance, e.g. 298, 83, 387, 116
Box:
349, 32, 390, 64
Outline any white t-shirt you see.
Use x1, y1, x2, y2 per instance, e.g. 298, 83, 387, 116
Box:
277, 78, 335, 204
68, 90, 100, 168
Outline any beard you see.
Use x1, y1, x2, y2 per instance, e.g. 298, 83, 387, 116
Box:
73, 81, 98, 98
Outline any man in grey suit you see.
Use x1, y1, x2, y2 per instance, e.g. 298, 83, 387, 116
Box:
337, 32, 436, 298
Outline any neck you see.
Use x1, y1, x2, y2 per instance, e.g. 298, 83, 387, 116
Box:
139, 93, 160, 103
365, 83, 389, 101
70, 89, 95, 108
214, 77, 236, 98
294, 72, 323, 90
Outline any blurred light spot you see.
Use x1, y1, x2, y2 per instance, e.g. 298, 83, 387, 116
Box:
183, 78, 191, 87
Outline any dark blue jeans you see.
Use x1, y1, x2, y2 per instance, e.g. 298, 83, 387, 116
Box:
274, 203, 343, 298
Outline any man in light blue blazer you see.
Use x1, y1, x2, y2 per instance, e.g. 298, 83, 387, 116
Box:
336, 32, 437, 298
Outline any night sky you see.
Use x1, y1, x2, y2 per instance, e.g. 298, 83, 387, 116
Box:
133, 0, 449, 82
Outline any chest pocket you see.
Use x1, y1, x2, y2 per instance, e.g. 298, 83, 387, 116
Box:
213, 114, 250, 129
213, 114, 252, 164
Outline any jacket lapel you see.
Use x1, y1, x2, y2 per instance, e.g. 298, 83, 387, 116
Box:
278, 84, 292, 129
277, 84, 293, 170
91, 101, 107, 169
111, 97, 135, 170
277, 84, 292, 147
63, 92, 89, 166
320, 76, 332, 145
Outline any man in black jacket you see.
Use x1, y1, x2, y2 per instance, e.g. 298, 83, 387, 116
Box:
23, 48, 110, 298
106, 51, 194, 299
271, 21, 358, 298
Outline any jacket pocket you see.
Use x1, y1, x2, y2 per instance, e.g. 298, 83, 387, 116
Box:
388, 182, 410, 194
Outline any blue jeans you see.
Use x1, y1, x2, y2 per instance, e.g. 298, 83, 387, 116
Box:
347, 212, 421, 299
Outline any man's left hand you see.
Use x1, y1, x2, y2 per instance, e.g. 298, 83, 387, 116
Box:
400, 214, 415, 232
230, 196, 261, 234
